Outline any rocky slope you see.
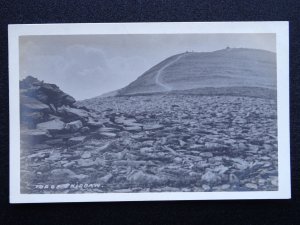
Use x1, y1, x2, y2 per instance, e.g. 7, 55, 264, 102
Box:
109, 48, 276, 96
21, 93, 278, 193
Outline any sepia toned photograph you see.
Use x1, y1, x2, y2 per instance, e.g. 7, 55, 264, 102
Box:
9, 22, 290, 202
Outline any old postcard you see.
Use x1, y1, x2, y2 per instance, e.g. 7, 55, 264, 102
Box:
9, 22, 290, 203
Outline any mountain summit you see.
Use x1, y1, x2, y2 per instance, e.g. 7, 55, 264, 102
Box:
107, 48, 276, 96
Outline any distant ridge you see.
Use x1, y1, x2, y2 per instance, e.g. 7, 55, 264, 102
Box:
100, 48, 276, 98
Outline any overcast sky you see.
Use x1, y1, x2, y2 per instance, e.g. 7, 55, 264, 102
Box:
19, 33, 276, 100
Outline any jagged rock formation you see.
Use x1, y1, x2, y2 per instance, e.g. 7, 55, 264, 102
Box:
20, 76, 101, 144
20, 76, 76, 107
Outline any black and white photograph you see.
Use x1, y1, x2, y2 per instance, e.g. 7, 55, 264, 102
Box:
9, 22, 290, 203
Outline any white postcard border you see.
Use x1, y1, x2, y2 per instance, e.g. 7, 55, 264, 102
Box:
9, 22, 290, 203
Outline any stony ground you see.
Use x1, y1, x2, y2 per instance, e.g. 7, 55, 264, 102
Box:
21, 94, 278, 193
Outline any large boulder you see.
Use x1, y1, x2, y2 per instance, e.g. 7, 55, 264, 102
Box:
36, 119, 66, 133
57, 105, 89, 122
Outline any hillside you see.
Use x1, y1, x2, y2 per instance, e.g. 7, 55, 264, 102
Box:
109, 48, 276, 96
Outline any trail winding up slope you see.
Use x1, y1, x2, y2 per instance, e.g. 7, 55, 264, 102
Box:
108, 48, 276, 96
155, 53, 189, 91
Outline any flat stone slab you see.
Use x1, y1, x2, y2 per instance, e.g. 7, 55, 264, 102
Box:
143, 124, 164, 131
58, 105, 89, 120
36, 119, 65, 132
99, 132, 117, 138
44, 138, 65, 145
98, 127, 120, 132
68, 136, 87, 144
115, 116, 138, 126
123, 126, 142, 132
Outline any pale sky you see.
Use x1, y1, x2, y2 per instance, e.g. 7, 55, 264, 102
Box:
19, 33, 276, 100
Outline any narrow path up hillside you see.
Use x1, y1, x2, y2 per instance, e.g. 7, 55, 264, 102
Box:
155, 53, 189, 91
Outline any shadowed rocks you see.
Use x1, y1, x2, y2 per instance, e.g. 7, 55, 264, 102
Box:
20, 76, 103, 145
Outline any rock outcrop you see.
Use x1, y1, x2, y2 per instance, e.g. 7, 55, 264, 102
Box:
20, 76, 76, 107
20, 76, 101, 144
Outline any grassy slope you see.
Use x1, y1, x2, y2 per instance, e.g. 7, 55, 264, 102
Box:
117, 48, 276, 96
